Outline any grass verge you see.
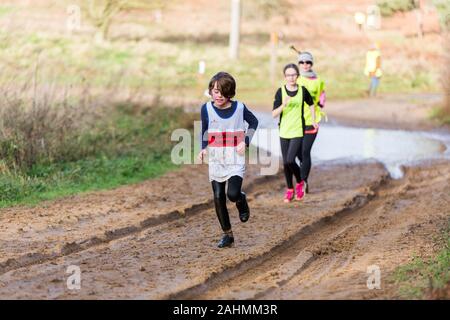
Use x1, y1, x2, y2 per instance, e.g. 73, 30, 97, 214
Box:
0, 104, 196, 208
391, 219, 450, 299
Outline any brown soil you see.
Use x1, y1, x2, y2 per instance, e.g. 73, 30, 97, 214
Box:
0, 158, 448, 299
323, 93, 447, 131
0, 0, 448, 300
253, 93, 447, 132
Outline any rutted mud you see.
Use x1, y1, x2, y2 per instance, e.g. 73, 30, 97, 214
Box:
0, 162, 450, 299
192, 161, 450, 300
0, 164, 275, 275
0, 159, 447, 299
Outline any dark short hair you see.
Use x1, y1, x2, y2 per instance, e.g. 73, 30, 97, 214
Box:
208, 72, 236, 99
283, 63, 299, 76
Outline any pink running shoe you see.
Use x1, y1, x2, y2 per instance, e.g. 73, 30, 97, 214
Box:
295, 181, 305, 200
284, 188, 294, 203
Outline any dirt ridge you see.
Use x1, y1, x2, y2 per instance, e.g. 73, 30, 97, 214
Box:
164, 172, 388, 300
0, 173, 279, 276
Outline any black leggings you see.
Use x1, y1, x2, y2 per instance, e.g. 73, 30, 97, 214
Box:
298, 131, 317, 182
211, 176, 243, 232
280, 137, 302, 189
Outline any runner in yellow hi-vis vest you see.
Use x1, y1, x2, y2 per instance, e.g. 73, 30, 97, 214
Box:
364, 42, 382, 97
296, 51, 325, 194
273, 63, 315, 203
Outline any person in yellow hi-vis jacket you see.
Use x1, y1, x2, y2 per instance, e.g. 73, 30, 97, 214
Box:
364, 42, 382, 97
272, 63, 315, 203
296, 51, 326, 194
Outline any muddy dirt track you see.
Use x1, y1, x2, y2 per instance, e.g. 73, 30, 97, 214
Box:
0, 156, 448, 299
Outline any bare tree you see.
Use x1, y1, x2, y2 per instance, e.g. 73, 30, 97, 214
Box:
253, 0, 291, 21
80, 0, 165, 42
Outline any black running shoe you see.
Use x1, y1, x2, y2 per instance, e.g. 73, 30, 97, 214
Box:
218, 234, 234, 248
236, 193, 250, 223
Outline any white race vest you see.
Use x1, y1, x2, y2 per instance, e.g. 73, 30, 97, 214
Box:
206, 101, 246, 182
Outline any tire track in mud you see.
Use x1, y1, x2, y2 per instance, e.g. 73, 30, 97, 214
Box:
0, 174, 279, 276
183, 161, 450, 300
171, 189, 384, 299
250, 224, 360, 300
251, 223, 364, 300
0, 162, 390, 299
0, 201, 211, 275
163, 174, 388, 300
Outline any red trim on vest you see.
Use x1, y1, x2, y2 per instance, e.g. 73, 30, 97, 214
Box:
304, 127, 318, 134
208, 131, 245, 147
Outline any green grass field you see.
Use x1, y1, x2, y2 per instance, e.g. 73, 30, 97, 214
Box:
0, 1, 442, 108
0, 103, 195, 208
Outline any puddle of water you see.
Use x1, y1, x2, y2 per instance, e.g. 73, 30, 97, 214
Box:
251, 112, 450, 179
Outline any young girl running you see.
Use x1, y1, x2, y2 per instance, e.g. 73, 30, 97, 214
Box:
297, 52, 326, 194
273, 64, 314, 203
198, 72, 259, 248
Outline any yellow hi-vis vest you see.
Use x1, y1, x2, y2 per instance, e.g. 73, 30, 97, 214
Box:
279, 85, 304, 139
364, 49, 382, 78
297, 76, 326, 126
